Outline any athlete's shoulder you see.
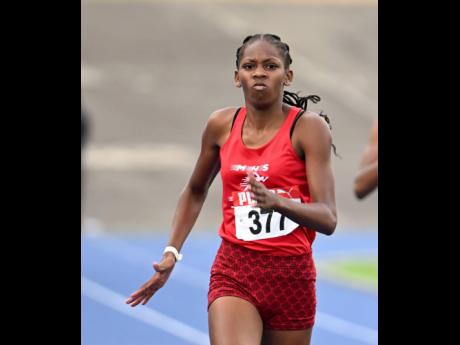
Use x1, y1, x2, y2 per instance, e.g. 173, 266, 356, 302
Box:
208, 106, 240, 123
292, 111, 333, 156
206, 107, 240, 132
203, 107, 241, 145
295, 111, 332, 135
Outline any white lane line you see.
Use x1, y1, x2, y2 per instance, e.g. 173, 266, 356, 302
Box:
316, 311, 378, 344
81, 276, 210, 345
83, 235, 377, 343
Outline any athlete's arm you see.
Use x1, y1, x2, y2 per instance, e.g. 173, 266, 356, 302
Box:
354, 121, 378, 199
126, 108, 235, 307
165, 108, 235, 253
248, 112, 337, 235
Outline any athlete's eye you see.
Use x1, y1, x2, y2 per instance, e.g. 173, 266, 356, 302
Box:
265, 63, 279, 70
241, 64, 254, 70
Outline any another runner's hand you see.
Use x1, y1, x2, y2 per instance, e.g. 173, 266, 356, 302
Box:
247, 172, 280, 210
125, 253, 176, 307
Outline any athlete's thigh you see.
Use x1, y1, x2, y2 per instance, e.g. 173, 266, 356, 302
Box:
208, 296, 263, 345
261, 327, 313, 345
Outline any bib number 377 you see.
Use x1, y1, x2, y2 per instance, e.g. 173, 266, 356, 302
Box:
233, 186, 302, 241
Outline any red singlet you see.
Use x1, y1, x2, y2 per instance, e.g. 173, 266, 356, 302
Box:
218, 106, 316, 256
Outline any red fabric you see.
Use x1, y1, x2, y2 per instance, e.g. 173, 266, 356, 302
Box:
218, 106, 316, 256
208, 239, 316, 330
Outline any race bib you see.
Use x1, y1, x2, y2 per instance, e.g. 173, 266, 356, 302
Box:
233, 186, 301, 241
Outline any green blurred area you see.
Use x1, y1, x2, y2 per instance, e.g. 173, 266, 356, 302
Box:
333, 260, 377, 284
320, 257, 378, 288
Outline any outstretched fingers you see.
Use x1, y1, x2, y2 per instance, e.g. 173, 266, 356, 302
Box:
142, 291, 155, 305
126, 286, 155, 307
126, 279, 159, 307
126, 261, 174, 307
126, 294, 145, 307
126, 253, 176, 307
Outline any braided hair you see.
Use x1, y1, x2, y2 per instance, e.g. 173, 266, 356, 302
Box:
236, 34, 339, 157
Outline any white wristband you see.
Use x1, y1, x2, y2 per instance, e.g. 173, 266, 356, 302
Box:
163, 246, 183, 262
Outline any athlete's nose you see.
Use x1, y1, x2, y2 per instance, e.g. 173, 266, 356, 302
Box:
252, 64, 267, 78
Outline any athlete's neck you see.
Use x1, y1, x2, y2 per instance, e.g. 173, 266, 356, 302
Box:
245, 103, 290, 131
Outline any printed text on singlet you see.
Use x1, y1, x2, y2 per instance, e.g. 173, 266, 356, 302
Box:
232, 186, 301, 241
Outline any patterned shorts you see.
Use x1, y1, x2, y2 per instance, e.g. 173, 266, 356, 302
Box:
208, 239, 316, 330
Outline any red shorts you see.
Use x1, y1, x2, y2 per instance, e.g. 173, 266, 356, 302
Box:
208, 239, 316, 330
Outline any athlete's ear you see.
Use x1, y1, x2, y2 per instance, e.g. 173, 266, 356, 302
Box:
284, 70, 293, 86
234, 70, 241, 88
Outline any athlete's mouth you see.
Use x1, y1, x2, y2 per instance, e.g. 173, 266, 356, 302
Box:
253, 83, 267, 91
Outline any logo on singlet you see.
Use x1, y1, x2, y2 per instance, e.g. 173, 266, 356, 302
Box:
230, 164, 270, 172
240, 173, 269, 191
230, 164, 270, 191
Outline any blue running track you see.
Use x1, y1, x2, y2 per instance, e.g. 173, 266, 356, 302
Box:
82, 230, 377, 345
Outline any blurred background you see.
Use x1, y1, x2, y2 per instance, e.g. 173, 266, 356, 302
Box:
81, 0, 377, 344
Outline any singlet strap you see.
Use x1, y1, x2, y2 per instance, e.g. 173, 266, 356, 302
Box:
289, 109, 306, 139
230, 107, 242, 132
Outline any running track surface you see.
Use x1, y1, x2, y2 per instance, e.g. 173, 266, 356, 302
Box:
82, 230, 377, 345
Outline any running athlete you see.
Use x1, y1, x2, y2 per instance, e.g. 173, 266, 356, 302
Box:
354, 119, 378, 199
126, 34, 338, 345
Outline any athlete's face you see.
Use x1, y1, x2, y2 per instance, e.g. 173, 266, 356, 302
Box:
235, 40, 293, 108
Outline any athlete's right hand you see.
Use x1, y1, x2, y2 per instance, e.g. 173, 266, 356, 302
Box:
125, 253, 176, 307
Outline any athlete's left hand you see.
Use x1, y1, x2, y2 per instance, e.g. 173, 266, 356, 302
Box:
247, 172, 280, 210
